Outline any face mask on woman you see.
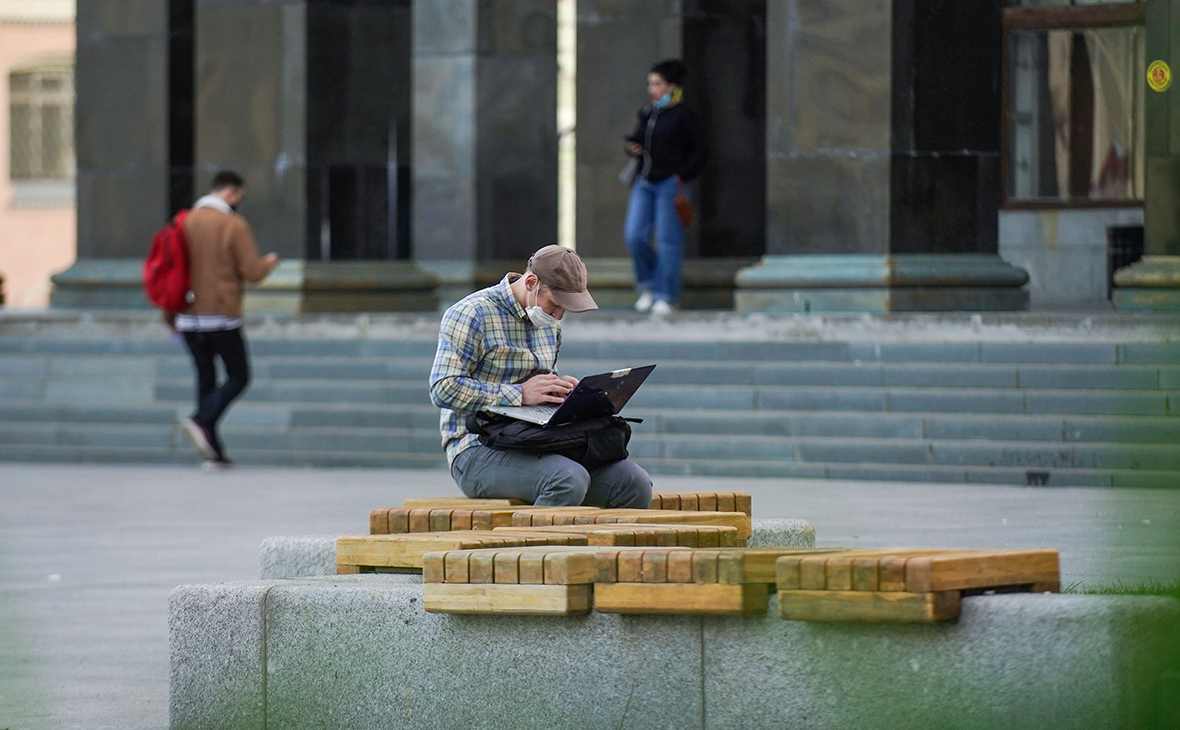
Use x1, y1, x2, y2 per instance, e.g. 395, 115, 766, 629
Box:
526, 283, 561, 330
653, 92, 672, 109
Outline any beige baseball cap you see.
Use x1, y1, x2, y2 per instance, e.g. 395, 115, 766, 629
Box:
527, 245, 598, 312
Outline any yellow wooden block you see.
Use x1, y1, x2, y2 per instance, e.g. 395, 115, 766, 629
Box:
335, 531, 586, 571
369, 509, 389, 535
402, 498, 526, 509
904, 549, 1060, 593
594, 583, 770, 615
528, 509, 753, 540
778, 590, 961, 623
424, 583, 592, 615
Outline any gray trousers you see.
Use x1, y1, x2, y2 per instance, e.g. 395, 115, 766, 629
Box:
450, 445, 653, 509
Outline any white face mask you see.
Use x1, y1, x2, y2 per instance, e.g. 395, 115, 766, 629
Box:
526, 283, 561, 330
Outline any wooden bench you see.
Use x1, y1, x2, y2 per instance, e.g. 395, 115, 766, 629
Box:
593, 548, 841, 616
509, 509, 753, 540
648, 492, 752, 516
776, 549, 1061, 623
369, 506, 602, 534
422, 546, 634, 615
493, 523, 745, 547
401, 498, 526, 509
336, 531, 589, 573
422, 546, 836, 616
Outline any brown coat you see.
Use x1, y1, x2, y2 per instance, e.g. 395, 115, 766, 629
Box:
183, 206, 272, 317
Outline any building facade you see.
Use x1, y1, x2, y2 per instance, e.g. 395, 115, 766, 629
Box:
0, 0, 75, 308
54, 0, 1180, 313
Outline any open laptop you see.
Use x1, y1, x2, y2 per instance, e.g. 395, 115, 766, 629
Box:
485, 364, 656, 427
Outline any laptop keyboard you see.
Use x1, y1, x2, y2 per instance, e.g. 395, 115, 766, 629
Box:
506, 405, 559, 422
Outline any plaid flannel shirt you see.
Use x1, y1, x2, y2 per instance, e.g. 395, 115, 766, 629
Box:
429, 274, 561, 465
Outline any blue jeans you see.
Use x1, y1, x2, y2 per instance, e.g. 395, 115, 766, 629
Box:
624, 176, 685, 304
450, 445, 652, 509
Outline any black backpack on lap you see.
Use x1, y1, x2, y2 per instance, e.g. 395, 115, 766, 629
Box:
466, 412, 634, 472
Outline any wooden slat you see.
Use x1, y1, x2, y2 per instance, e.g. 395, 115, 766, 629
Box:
506, 506, 606, 527
693, 551, 719, 584
408, 509, 432, 533
444, 551, 470, 583
336, 564, 361, 575
494, 523, 743, 547
369, 509, 389, 535
716, 493, 736, 514
545, 552, 597, 585
388, 509, 409, 535
595, 583, 770, 616
335, 531, 586, 571
851, 557, 879, 591
424, 583, 592, 615
493, 551, 521, 584
518, 552, 546, 584
734, 494, 752, 517
667, 551, 695, 583
429, 509, 453, 533
422, 552, 445, 583
402, 498, 526, 509
778, 590, 961, 623
527, 509, 752, 539
904, 550, 1060, 593
642, 551, 668, 583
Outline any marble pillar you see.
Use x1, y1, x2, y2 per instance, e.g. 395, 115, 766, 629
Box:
735, 0, 1028, 312
52, 0, 171, 308
1114, 0, 1180, 310
413, 0, 559, 304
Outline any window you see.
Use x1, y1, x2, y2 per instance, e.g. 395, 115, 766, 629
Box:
1003, 2, 1144, 206
9, 63, 75, 181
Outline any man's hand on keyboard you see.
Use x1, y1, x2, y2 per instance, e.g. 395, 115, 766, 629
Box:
521, 373, 575, 406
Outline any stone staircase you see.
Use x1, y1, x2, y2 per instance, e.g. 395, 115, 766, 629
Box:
1, 312, 1178, 486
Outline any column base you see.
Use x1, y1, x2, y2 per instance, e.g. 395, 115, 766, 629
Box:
582, 257, 758, 310
50, 259, 439, 314
1112, 256, 1180, 311
733, 255, 1030, 313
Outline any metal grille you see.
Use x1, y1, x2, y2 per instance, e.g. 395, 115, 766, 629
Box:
9, 65, 75, 180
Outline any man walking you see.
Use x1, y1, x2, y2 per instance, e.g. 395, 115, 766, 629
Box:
178, 171, 279, 466
429, 245, 652, 507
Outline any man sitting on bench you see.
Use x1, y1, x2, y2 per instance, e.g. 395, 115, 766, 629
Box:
429, 245, 652, 508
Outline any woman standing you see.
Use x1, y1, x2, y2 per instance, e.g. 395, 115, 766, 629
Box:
623, 59, 707, 315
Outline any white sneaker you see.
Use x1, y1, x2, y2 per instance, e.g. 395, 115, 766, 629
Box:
182, 418, 218, 460
650, 299, 674, 316
634, 291, 654, 313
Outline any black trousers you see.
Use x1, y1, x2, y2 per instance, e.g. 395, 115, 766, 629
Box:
182, 328, 250, 446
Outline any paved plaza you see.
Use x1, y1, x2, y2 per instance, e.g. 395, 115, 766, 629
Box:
0, 462, 1177, 729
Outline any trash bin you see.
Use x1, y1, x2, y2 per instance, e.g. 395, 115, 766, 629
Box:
1107, 225, 1144, 300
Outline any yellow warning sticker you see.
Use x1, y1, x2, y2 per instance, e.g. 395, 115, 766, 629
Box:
1148, 60, 1172, 92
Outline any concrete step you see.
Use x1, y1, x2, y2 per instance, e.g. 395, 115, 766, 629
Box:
6, 353, 1178, 389
3, 400, 1180, 446
2, 419, 1177, 473
1, 441, 1174, 488
3, 335, 1179, 365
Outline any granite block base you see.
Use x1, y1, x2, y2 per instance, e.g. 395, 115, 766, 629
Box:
734, 254, 1030, 312
1113, 256, 1180, 311
169, 579, 1179, 730
50, 259, 439, 314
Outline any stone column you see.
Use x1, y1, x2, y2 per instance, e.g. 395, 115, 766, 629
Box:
574, 0, 680, 259
735, 0, 1028, 312
1114, 0, 1180, 310
196, 0, 433, 313
413, 0, 558, 305
52, 0, 171, 307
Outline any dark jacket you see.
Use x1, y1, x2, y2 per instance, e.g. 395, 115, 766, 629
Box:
625, 103, 708, 183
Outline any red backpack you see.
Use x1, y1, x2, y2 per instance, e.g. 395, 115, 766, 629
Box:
143, 209, 192, 314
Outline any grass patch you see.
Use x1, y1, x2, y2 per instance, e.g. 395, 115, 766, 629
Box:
1063, 579, 1180, 602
